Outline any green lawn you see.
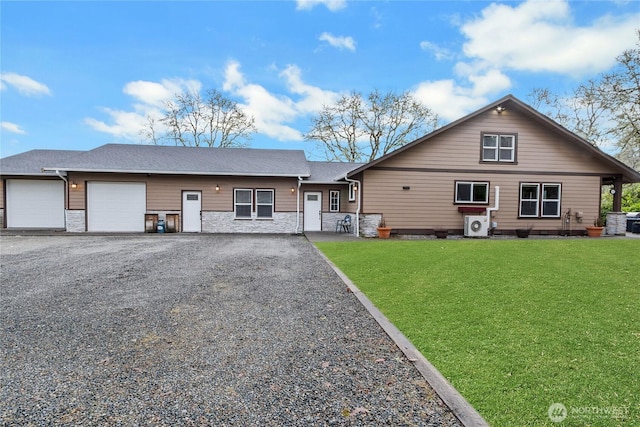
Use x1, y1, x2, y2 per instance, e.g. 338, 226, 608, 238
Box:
316, 239, 639, 426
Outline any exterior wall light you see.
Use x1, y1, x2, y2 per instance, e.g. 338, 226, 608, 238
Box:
496, 105, 506, 113
290, 186, 296, 193
215, 184, 220, 192
70, 182, 78, 190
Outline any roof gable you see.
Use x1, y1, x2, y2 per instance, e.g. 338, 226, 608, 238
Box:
348, 94, 640, 183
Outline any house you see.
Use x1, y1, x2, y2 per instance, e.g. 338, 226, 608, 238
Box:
347, 95, 640, 237
1, 95, 638, 235
0, 144, 361, 233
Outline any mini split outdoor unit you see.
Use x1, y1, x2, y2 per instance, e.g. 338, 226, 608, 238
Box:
464, 215, 489, 237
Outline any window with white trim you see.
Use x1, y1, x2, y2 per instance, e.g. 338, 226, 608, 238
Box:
234, 189, 252, 219
348, 183, 357, 201
519, 183, 561, 218
329, 190, 340, 212
541, 184, 561, 217
256, 189, 274, 218
455, 181, 489, 204
482, 133, 516, 162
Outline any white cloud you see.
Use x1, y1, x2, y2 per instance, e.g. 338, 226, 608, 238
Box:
1, 121, 27, 134
123, 78, 201, 107
296, 0, 346, 12
223, 60, 340, 141
460, 0, 640, 76
419, 41, 454, 61
0, 72, 51, 96
85, 78, 200, 140
319, 32, 356, 51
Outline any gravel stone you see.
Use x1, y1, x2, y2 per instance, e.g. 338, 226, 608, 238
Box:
1, 234, 461, 426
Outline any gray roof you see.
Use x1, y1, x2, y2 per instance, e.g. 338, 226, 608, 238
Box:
0, 149, 82, 176
41, 144, 312, 177
306, 161, 364, 183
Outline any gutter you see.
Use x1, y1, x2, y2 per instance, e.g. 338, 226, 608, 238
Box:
344, 175, 361, 236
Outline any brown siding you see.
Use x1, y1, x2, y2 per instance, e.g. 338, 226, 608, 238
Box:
381, 108, 615, 174
362, 169, 601, 232
300, 184, 355, 213
68, 173, 301, 212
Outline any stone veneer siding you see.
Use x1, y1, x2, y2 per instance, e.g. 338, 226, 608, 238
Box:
202, 211, 300, 234
606, 212, 627, 236
360, 214, 383, 238
65, 210, 86, 232
322, 212, 356, 234
0, 209, 4, 228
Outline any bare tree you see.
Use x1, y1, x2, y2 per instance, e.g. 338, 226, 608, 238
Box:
142, 89, 256, 148
528, 31, 640, 169
304, 89, 439, 162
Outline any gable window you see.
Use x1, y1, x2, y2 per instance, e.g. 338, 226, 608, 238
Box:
329, 190, 340, 212
348, 182, 357, 201
256, 189, 274, 218
455, 181, 489, 204
234, 189, 252, 219
519, 183, 561, 218
482, 133, 516, 162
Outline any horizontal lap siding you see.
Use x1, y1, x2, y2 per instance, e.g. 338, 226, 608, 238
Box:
382, 109, 614, 174
362, 170, 601, 231
68, 173, 300, 212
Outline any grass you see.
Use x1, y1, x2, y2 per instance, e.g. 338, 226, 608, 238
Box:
316, 239, 639, 426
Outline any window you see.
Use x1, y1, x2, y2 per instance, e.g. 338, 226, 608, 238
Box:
455, 181, 489, 204
256, 189, 274, 218
234, 189, 252, 218
348, 182, 357, 201
519, 184, 539, 217
519, 183, 561, 218
482, 133, 516, 162
541, 184, 561, 217
329, 190, 340, 212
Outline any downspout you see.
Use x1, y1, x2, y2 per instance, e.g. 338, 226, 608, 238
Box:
54, 169, 69, 227
487, 186, 500, 231
295, 176, 302, 234
344, 175, 361, 236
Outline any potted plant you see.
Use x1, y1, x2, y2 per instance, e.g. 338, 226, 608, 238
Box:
434, 227, 448, 239
515, 225, 533, 238
377, 217, 392, 239
585, 217, 604, 237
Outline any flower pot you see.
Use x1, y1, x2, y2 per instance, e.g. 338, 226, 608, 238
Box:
515, 229, 531, 238
377, 227, 392, 239
585, 226, 604, 237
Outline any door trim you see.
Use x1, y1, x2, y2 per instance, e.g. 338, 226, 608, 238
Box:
303, 191, 322, 231
182, 190, 202, 233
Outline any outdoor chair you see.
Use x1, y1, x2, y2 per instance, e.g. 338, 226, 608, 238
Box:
336, 214, 352, 233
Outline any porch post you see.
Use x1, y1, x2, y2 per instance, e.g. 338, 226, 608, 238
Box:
612, 178, 623, 212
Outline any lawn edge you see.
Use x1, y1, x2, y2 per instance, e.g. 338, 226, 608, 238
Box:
313, 245, 490, 427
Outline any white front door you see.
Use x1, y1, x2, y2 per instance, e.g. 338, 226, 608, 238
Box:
304, 192, 322, 231
182, 191, 202, 232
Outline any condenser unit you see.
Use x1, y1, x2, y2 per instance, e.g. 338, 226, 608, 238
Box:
464, 215, 489, 237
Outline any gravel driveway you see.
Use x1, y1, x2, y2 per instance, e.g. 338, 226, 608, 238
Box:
1, 234, 460, 426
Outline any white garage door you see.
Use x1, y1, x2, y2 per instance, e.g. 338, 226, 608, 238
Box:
6, 179, 65, 228
87, 182, 146, 232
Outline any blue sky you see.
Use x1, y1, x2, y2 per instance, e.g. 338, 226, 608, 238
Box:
1, 0, 638, 159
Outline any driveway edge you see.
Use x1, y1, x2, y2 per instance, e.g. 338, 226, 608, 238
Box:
313, 247, 490, 427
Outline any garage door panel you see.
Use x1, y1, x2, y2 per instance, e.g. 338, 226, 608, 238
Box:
87, 182, 146, 232
6, 180, 65, 228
